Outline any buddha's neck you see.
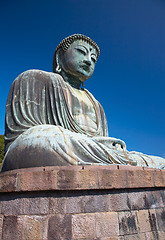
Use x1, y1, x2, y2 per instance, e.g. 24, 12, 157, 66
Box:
60, 71, 83, 89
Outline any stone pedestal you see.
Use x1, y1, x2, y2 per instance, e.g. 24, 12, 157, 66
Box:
0, 165, 165, 239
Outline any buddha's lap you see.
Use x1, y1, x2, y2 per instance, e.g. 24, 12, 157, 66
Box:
2, 125, 118, 171
2, 125, 165, 171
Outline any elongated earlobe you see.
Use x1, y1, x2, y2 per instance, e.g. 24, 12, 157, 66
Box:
55, 49, 62, 73
56, 65, 61, 73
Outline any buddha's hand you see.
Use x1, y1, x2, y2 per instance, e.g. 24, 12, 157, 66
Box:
92, 136, 127, 151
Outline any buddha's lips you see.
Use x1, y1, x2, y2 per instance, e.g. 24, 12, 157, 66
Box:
81, 65, 90, 71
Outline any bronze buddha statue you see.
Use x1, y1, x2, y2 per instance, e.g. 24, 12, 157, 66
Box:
1, 34, 165, 172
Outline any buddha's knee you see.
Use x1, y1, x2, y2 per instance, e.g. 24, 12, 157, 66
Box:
1, 125, 71, 172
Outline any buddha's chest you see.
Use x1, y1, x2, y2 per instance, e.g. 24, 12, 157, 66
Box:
69, 88, 97, 132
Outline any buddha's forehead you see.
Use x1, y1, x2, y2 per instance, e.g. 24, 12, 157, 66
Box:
69, 40, 97, 54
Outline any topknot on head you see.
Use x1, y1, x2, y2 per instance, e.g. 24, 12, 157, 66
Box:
55, 34, 100, 59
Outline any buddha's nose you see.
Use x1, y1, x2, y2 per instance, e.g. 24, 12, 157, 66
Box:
83, 59, 91, 66
84, 59, 91, 66
83, 55, 92, 66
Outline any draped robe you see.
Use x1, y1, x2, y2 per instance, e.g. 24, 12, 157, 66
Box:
1, 70, 165, 171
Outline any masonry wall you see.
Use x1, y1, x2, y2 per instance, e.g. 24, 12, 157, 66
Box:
0, 165, 165, 239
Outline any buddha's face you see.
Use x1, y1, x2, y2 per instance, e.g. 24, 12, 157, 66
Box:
60, 40, 97, 82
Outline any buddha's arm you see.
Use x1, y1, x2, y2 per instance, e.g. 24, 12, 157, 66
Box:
92, 136, 126, 150
5, 69, 64, 151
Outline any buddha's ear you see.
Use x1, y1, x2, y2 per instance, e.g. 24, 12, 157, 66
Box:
55, 49, 62, 73
53, 49, 62, 73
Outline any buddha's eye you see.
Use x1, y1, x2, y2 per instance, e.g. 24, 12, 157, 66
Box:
75, 47, 86, 55
91, 57, 96, 63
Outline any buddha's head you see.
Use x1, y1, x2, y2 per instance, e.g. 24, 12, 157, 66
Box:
53, 34, 100, 87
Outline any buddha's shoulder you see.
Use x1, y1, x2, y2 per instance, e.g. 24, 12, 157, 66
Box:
13, 69, 63, 84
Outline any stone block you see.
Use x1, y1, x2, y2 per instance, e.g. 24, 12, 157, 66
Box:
147, 190, 164, 209
83, 193, 109, 213
57, 168, 98, 190
66, 195, 84, 214
0, 215, 3, 240
49, 196, 67, 214
0, 173, 17, 192
152, 170, 165, 187
126, 169, 154, 188
2, 215, 48, 240
21, 215, 48, 240
126, 191, 147, 211
72, 213, 95, 239
155, 208, 165, 231
109, 192, 130, 212
1, 196, 24, 215
118, 211, 138, 235
2, 215, 23, 240
145, 231, 164, 240
57, 169, 78, 190
17, 169, 57, 191
95, 212, 119, 238
160, 191, 165, 206
78, 167, 99, 189
23, 196, 49, 215
137, 209, 158, 233
97, 169, 127, 189
48, 214, 72, 240
66, 192, 109, 214
157, 231, 165, 240
126, 190, 164, 211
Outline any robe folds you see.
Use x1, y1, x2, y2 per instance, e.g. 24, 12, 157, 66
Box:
2, 70, 165, 171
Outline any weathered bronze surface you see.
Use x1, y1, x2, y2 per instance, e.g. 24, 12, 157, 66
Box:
1, 34, 165, 171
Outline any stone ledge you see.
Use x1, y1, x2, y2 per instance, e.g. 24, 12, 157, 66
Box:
0, 165, 165, 192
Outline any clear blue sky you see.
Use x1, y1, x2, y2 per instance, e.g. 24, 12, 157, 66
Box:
0, 0, 165, 158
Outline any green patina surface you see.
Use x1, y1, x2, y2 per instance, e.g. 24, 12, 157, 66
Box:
0, 135, 4, 165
